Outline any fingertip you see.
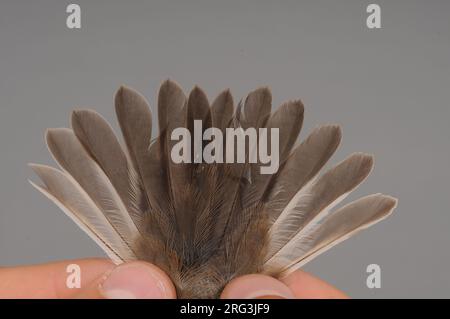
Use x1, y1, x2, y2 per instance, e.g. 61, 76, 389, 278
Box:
98, 261, 177, 299
221, 274, 294, 299
281, 270, 348, 299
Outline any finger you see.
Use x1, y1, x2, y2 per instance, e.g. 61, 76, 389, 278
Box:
280, 270, 348, 299
0, 258, 114, 298
73, 261, 177, 299
220, 274, 294, 299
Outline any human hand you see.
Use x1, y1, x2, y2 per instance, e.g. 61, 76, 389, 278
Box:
0, 259, 347, 299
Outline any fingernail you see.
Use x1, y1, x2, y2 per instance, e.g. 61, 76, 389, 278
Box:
221, 274, 294, 299
99, 262, 173, 299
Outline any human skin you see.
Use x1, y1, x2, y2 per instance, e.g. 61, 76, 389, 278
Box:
0, 259, 347, 299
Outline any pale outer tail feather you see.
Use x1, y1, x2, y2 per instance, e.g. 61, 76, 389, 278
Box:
45, 128, 142, 249
265, 124, 342, 223
28, 164, 137, 263
71, 109, 146, 231
265, 194, 398, 277
266, 153, 374, 261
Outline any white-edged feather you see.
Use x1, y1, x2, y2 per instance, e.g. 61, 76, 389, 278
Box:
45, 128, 142, 248
266, 153, 374, 260
29, 164, 137, 262
266, 194, 397, 276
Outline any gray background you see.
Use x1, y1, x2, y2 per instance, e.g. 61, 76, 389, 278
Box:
0, 0, 449, 298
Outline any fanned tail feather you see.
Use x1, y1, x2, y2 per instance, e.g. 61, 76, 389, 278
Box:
29, 81, 397, 298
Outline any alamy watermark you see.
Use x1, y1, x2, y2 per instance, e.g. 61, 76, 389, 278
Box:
66, 263, 81, 289
171, 120, 280, 175
366, 264, 381, 289
66, 4, 381, 30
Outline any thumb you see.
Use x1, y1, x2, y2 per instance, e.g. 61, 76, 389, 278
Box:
73, 261, 176, 299
221, 274, 294, 299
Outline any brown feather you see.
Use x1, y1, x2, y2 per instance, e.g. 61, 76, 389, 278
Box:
30, 81, 397, 299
